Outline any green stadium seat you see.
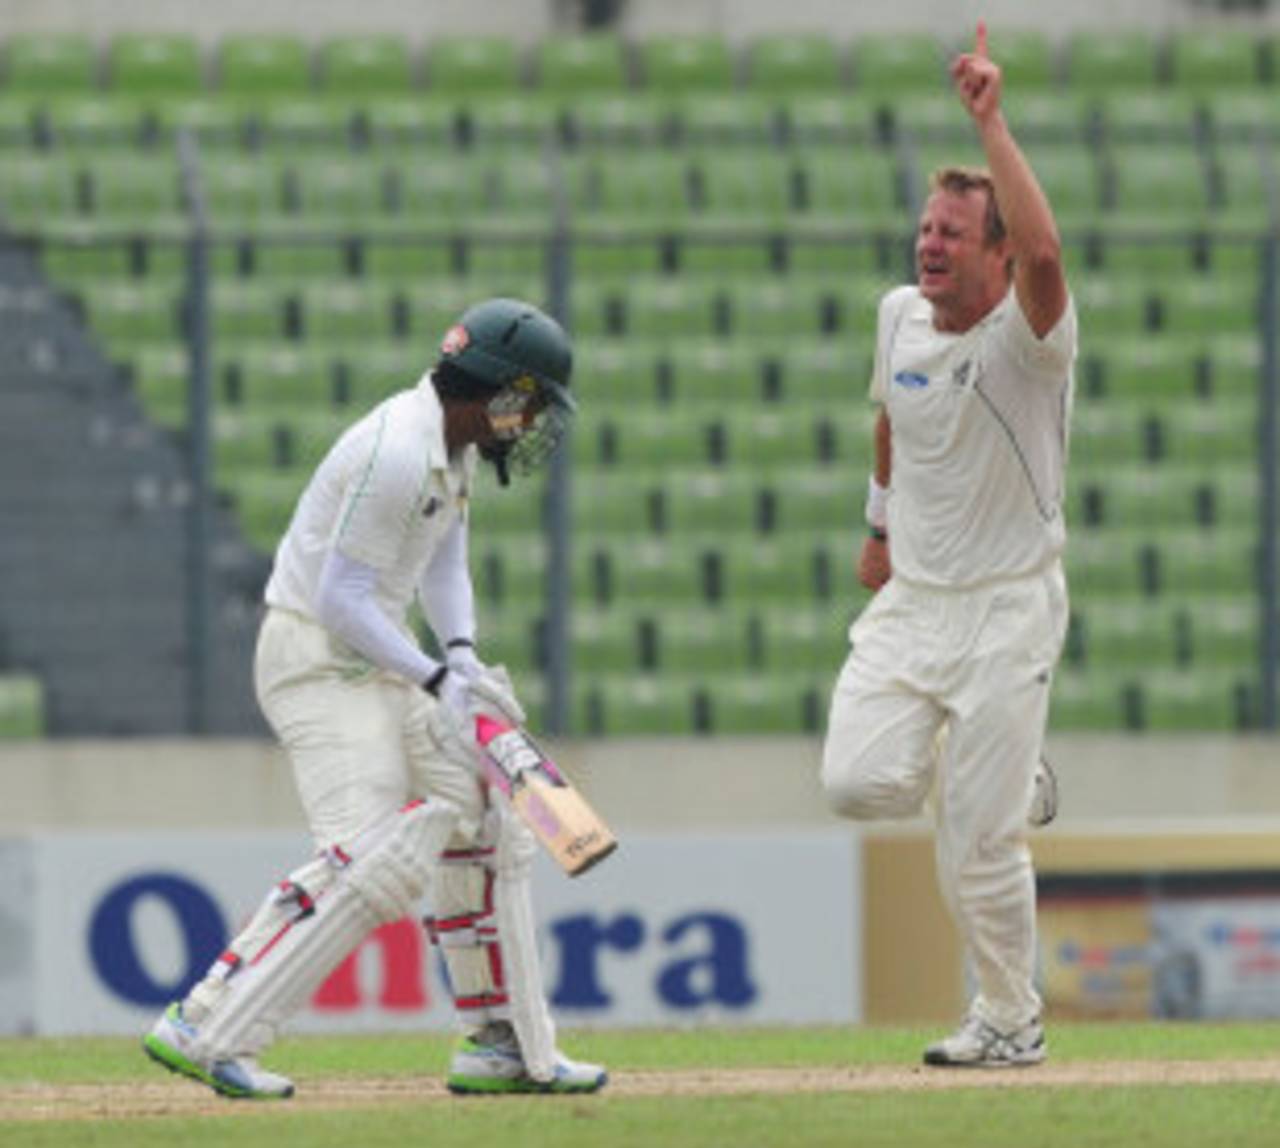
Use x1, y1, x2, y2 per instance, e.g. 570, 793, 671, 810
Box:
783, 343, 873, 405
725, 278, 832, 337
700, 673, 824, 733
653, 609, 753, 674
1168, 30, 1263, 89
1074, 274, 1155, 336
1158, 404, 1256, 466
985, 29, 1057, 87
318, 36, 414, 94
131, 344, 189, 426
891, 91, 975, 140
579, 675, 696, 735
1158, 275, 1256, 334
1205, 91, 1280, 138
108, 35, 203, 93
395, 161, 489, 223
564, 93, 668, 144
716, 407, 850, 470
0, 675, 45, 738
782, 94, 879, 142
773, 470, 856, 533
1136, 670, 1251, 731
578, 537, 707, 607
480, 608, 545, 683
639, 36, 735, 91
1080, 335, 1207, 402
472, 532, 548, 610
717, 535, 826, 602
572, 609, 643, 674
667, 342, 766, 404
572, 472, 652, 535
86, 155, 183, 222
223, 470, 307, 549
536, 36, 627, 93
851, 33, 945, 93
1065, 32, 1160, 89
694, 150, 793, 220
669, 93, 779, 143
587, 153, 692, 221
291, 156, 391, 218
298, 280, 397, 342
424, 36, 522, 92
1189, 598, 1259, 666
211, 280, 290, 341
359, 97, 457, 149
746, 35, 842, 91
1214, 146, 1274, 227
465, 95, 561, 149
661, 471, 762, 534
574, 340, 661, 404
798, 148, 901, 222
1151, 529, 1257, 597
398, 277, 545, 341
42, 96, 149, 151
4, 34, 97, 92
755, 605, 853, 673
0, 153, 79, 224
219, 343, 334, 410
1108, 146, 1209, 221
0, 95, 37, 143
201, 157, 288, 222
1094, 90, 1201, 139
1049, 669, 1126, 730
256, 97, 354, 149
332, 344, 420, 408
218, 36, 312, 94
575, 408, 709, 469
1002, 90, 1093, 141
1072, 599, 1183, 668
619, 278, 720, 338
674, 221, 778, 278
1063, 533, 1144, 595
358, 226, 453, 283
1021, 144, 1104, 219
1070, 403, 1147, 467
79, 279, 179, 342
146, 95, 247, 148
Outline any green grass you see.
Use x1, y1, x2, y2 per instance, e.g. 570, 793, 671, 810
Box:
3, 1024, 1280, 1147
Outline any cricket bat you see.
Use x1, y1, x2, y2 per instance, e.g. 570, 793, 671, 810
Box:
473, 714, 618, 877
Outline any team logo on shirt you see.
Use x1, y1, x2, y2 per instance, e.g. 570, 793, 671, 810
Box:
893, 370, 930, 389
441, 324, 470, 355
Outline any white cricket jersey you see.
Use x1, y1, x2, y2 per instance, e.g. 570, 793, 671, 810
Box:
870, 285, 1076, 589
265, 374, 476, 632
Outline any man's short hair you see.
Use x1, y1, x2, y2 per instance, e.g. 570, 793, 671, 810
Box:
930, 166, 1007, 247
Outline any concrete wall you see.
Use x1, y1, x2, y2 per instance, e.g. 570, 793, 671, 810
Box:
0, 0, 1268, 47
3, 733, 1278, 833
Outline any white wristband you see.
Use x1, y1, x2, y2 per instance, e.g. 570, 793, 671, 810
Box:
865, 475, 889, 530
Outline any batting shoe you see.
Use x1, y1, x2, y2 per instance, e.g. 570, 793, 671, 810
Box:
142, 1003, 295, 1100
1027, 754, 1059, 829
923, 1013, 1046, 1068
447, 1023, 607, 1095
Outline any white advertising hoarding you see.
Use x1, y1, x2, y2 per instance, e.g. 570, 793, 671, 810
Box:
0, 829, 860, 1036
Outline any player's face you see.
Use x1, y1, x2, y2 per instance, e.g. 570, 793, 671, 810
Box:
915, 189, 1008, 324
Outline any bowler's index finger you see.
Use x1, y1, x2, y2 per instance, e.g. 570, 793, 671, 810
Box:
976, 20, 988, 58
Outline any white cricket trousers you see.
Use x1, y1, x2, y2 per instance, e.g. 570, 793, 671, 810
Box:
254, 607, 485, 850
822, 563, 1068, 1031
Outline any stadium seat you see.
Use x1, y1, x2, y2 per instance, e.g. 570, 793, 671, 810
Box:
586, 153, 692, 222
1065, 32, 1160, 89
572, 608, 644, 674
984, 29, 1057, 87
465, 95, 561, 150
358, 97, 458, 149
424, 36, 522, 92
717, 535, 836, 602
211, 280, 290, 341
1158, 405, 1257, 466
86, 155, 184, 223
665, 342, 767, 404
536, 36, 628, 93
563, 93, 669, 145
220, 343, 337, 410
674, 221, 778, 277
298, 280, 397, 342
317, 36, 414, 93
0, 675, 45, 738
725, 277, 833, 337
42, 96, 149, 152
654, 608, 753, 674
850, 33, 945, 92
699, 673, 824, 733
4, 34, 97, 91
669, 93, 779, 143
782, 93, 880, 143
579, 675, 696, 735
1168, 29, 1263, 89
78, 280, 179, 343
1188, 598, 1259, 666
218, 36, 312, 94
1149, 528, 1257, 596
1072, 600, 1183, 668
575, 407, 709, 469
1049, 669, 1126, 730
291, 156, 391, 219
1214, 145, 1274, 227
108, 35, 203, 93
145, 95, 247, 149
617, 278, 721, 338
782, 343, 874, 405
746, 34, 843, 91
1074, 275, 1155, 336
890, 91, 975, 140
579, 537, 708, 607
201, 157, 288, 222
1205, 91, 1280, 138
797, 148, 902, 222
754, 605, 853, 672
0, 154, 79, 225
661, 471, 763, 534
1106, 146, 1210, 221
1094, 90, 1201, 140
255, 97, 355, 149
1158, 276, 1257, 334
638, 36, 735, 91
1001, 90, 1094, 142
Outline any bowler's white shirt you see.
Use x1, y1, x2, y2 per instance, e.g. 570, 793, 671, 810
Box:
870, 286, 1076, 588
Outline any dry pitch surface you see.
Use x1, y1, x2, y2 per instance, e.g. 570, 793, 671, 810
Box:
5, 1060, 1280, 1121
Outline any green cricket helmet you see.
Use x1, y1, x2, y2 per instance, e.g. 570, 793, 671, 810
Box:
435, 298, 577, 484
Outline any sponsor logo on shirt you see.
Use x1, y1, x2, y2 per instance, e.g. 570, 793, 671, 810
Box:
893, 370, 930, 389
